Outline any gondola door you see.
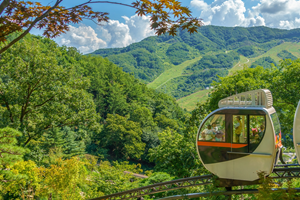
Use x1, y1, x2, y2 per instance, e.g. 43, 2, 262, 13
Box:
293, 101, 300, 164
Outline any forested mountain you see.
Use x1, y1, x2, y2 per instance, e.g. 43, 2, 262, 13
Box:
91, 26, 300, 100
2, 30, 300, 199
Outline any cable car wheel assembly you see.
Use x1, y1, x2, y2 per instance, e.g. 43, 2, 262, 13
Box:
91, 89, 300, 200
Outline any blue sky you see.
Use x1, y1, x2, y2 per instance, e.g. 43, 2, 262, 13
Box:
32, 0, 300, 54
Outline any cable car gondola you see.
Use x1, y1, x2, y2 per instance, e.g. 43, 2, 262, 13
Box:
196, 89, 283, 181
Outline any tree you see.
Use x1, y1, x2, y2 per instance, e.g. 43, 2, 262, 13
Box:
101, 114, 145, 160
0, 0, 202, 54
2, 160, 41, 200
208, 66, 272, 111
0, 127, 27, 189
90, 160, 142, 196
148, 128, 206, 178
38, 157, 87, 200
271, 59, 300, 141
0, 35, 99, 146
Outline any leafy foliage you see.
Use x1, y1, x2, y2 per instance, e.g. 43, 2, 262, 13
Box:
185, 51, 240, 72
237, 45, 256, 57
0, 35, 98, 146
277, 50, 297, 60
149, 128, 206, 178
250, 56, 277, 69
0, 127, 27, 189
101, 114, 146, 160
166, 42, 191, 65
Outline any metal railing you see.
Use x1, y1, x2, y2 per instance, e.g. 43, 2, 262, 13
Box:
89, 175, 213, 200
90, 165, 300, 200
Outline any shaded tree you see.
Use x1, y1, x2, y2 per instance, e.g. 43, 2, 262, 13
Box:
0, 36, 98, 146
101, 114, 146, 160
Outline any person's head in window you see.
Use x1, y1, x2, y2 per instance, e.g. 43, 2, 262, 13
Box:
260, 124, 265, 132
215, 130, 223, 142
252, 128, 258, 136
212, 122, 218, 132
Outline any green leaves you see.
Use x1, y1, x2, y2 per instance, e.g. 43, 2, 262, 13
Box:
0, 127, 27, 187
149, 128, 205, 178
102, 114, 146, 160
0, 36, 99, 146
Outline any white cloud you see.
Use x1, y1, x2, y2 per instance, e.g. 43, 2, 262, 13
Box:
252, 0, 300, 29
190, 0, 300, 29
190, 0, 209, 10
98, 19, 133, 48
97, 14, 155, 48
59, 25, 107, 54
191, 0, 247, 26
58, 14, 155, 54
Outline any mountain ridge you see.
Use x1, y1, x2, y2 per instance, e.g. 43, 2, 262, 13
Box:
90, 25, 300, 107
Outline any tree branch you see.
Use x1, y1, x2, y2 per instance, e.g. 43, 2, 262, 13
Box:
0, 0, 63, 54
24, 134, 31, 146
66, 1, 134, 10
1, 95, 14, 123
21, 75, 46, 121
0, 0, 10, 16
32, 96, 55, 109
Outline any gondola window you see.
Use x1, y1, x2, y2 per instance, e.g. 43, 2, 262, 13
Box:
233, 115, 247, 144
199, 114, 226, 141
249, 115, 266, 152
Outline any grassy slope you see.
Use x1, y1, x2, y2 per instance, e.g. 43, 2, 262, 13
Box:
249, 42, 300, 64
177, 89, 211, 111
228, 55, 249, 75
147, 56, 202, 89
176, 42, 300, 111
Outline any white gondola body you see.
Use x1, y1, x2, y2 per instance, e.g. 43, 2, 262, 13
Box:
196, 89, 281, 181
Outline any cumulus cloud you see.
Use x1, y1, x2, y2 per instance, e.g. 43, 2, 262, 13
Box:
98, 19, 133, 48
252, 0, 300, 29
123, 15, 155, 42
256, 0, 289, 14
190, 0, 300, 29
191, 0, 247, 26
58, 14, 155, 54
59, 25, 107, 54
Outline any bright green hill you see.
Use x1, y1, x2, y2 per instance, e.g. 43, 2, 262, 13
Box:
177, 89, 211, 111
91, 26, 300, 110
147, 56, 202, 89
177, 42, 300, 110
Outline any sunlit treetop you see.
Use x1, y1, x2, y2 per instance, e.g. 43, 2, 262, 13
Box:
0, 0, 203, 54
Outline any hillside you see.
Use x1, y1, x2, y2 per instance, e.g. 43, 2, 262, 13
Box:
91, 26, 300, 110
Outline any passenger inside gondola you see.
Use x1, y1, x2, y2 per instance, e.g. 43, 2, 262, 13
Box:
199, 114, 226, 142
249, 115, 266, 146
234, 116, 242, 143
259, 124, 265, 138
215, 130, 224, 141
202, 125, 214, 141
212, 122, 218, 132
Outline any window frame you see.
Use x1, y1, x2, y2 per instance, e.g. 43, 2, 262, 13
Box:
198, 114, 226, 142
197, 109, 267, 153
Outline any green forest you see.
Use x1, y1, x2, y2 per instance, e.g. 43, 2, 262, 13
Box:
0, 34, 206, 199
1, 29, 300, 199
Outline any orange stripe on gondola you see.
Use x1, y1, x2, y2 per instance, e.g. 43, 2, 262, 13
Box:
197, 141, 248, 148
